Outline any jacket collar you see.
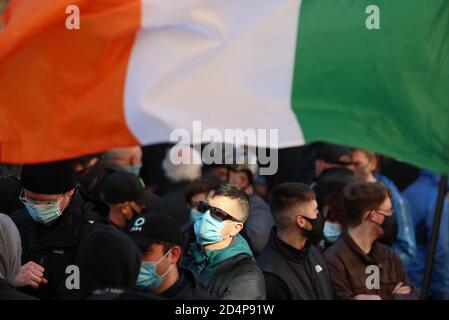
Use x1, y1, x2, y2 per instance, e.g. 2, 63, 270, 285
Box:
268, 227, 310, 263
187, 234, 252, 285
191, 234, 252, 267
342, 230, 387, 264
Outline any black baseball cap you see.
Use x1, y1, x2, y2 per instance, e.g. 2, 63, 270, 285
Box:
316, 143, 353, 165
127, 213, 183, 248
101, 172, 149, 204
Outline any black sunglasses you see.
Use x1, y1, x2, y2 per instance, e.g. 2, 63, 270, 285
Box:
197, 201, 241, 222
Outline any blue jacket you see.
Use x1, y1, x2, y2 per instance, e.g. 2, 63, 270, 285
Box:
375, 174, 417, 267
403, 170, 449, 299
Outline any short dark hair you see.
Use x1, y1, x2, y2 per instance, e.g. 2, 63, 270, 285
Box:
268, 183, 316, 230
344, 181, 391, 226
269, 183, 316, 215
184, 176, 223, 204
212, 183, 250, 222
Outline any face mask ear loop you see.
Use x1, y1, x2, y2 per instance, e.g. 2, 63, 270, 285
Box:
60, 192, 71, 213
156, 248, 173, 277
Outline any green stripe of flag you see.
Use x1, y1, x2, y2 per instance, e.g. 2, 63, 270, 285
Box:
292, 0, 449, 173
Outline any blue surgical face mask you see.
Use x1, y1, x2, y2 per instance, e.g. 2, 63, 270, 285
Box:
136, 249, 172, 290
24, 198, 64, 225
190, 209, 203, 224
194, 210, 235, 245
323, 221, 342, 243
121, 164, 142, 176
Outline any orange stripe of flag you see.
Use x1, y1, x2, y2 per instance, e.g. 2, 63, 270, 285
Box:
0, 0, 141, 164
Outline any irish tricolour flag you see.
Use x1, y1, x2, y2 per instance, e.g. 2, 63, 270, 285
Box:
0, 0, 448, 173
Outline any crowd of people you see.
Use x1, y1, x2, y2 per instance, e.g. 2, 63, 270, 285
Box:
0, 143, 448, 300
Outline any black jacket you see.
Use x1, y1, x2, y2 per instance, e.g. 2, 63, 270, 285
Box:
11, 189, 108, 299
0, 279, 37, 300
257, 228, 335, 300
207, 254, 266, 300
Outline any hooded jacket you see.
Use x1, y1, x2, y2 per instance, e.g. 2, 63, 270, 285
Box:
182, 234, 266, 299
0, 213, 36, 300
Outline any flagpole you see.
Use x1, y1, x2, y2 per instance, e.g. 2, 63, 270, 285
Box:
420, 174, 448, 299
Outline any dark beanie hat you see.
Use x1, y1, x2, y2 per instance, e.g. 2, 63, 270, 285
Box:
21, 160, 76, 195
75, 225, 141, 291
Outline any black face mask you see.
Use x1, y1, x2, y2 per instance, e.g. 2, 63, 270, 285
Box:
378, 214, 398, 246
76, 161, 106, 197
300, 211, 325, 244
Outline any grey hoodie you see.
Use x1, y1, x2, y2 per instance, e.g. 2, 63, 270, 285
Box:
0, 213, 21, 285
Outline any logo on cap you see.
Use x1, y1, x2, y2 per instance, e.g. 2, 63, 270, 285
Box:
130, 217, 145, 232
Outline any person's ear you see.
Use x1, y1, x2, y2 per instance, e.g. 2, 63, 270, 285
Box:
120, 202, 132, 217
296, 215, 307, 228
366, 210, 379, 223
169, 246, 181, 264
231, 222, 243, 236
67, 188, 75, 197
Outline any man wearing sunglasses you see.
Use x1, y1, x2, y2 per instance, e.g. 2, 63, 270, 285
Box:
182, 183, 266, 300
11, 160, 108, 299
324, 181, 418, 300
